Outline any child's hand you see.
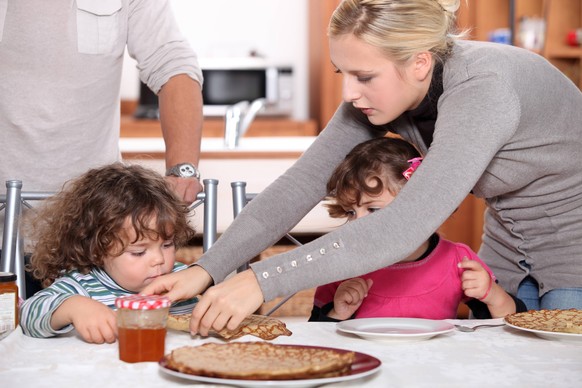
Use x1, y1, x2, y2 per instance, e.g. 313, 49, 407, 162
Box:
458, 257, 518, 318
458, 257, 491, 301
51, 295, 117, 344
329, 278, 373, 320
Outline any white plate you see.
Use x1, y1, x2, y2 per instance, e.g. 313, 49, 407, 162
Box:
159, 345, 381, 388
337, 318, 454, 342
504, 320, 582, 342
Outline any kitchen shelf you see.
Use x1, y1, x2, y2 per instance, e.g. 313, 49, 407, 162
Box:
458, 0, 582, 89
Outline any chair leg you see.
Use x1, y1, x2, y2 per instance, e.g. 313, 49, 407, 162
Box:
231, 182, 250, 273
1, 180, 26, 300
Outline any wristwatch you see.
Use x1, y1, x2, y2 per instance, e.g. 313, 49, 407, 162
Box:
165, 163, 200, 180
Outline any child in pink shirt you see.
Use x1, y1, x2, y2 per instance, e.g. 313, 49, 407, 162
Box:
310, 137, 526, 321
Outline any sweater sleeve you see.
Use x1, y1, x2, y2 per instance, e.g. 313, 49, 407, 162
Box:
308, 303, 343, 323
466, 291, 528, 319
199, 71, 520, 302
19, 282, 84, 338
196, 103, 380, 283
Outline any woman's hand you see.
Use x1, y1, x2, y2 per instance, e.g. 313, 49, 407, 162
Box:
141, 265, 213, 302
189, 269, 264, 336
51, 295, 117, 344
329, 278, 373, 320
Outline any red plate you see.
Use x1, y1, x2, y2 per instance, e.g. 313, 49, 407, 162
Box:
159, 344, 381, 387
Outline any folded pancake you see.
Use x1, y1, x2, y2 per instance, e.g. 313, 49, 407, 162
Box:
167, 313, 292, 340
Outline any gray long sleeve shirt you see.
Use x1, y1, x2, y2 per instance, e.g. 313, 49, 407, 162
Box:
197, 40, 582, 301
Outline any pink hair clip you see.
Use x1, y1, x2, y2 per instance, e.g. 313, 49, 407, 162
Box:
402, 157, 423, 180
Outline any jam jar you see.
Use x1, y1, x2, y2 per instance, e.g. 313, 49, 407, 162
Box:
115, 294, 171, 363
0, 272, 19, 335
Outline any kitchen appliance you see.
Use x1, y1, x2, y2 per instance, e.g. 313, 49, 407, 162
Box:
134, 57, 294, 119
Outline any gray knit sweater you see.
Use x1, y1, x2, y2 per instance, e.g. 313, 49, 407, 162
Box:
197, 40, 582, 301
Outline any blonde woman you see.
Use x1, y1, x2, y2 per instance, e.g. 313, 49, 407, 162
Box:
144, 0, 582, 335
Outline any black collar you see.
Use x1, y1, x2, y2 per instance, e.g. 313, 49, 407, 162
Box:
405, 62, 444, 149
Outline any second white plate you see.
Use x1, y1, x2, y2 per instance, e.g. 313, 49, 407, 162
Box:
337, 317, 454, 342
504, 320, 582, 342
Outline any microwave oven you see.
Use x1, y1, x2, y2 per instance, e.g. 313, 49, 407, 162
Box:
134, 58, 294, 119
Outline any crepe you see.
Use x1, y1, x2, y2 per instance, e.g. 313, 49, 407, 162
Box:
163, 342, 355, 380
505, 308, 582, 334
167, 313, 292, 340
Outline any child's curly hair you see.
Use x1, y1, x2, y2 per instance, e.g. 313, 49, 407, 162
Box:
27, 163, 196, 287
325, 137, 422, 218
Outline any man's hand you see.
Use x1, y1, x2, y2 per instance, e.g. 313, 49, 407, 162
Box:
189, 269, 264, 336
141, 265, 213, 302
51, 296, 117, 344
165, 176, 203, 204
329, 278, 373, 320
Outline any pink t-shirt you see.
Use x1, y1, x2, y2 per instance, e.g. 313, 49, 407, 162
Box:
313, 237, 496, 319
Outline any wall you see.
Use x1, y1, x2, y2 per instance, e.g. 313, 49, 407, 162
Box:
120, 0, 309, 120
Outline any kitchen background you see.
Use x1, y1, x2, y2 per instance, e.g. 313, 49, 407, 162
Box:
121, 0, 310, 120
119, 0, 582, 316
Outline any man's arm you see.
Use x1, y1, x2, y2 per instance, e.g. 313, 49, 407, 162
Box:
158, 74, 204, 203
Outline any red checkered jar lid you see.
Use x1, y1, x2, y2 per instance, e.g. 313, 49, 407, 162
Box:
115, 294, 171, 310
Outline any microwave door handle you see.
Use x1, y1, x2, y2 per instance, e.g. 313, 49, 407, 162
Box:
265, 67, 278, 103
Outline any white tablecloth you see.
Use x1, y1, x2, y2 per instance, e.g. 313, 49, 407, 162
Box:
1, 318, 581, 387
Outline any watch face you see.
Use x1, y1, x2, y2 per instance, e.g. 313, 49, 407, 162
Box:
178, 164, 196, 177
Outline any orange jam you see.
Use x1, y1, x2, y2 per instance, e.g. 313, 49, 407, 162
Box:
115, 294, 170, 363
118, 326, 166, 363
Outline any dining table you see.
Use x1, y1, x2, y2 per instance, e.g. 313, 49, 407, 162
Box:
1, 317, 581, 388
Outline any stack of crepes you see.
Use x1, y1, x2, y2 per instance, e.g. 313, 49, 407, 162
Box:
505, 308, 582, 334
162, 342, 356, 380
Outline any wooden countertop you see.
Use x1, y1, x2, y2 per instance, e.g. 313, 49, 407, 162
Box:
120, 113, 319, 159
120, 116, 319, 138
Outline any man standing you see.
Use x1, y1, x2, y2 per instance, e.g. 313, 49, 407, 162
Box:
0, 0, 204, 201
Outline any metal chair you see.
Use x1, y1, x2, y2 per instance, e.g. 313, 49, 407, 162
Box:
0, 178, 219, 300
230, 181, 302, 316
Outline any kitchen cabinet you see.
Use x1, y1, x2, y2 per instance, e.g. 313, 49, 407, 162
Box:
457, 0, 582, 89
308, 0, 343, 131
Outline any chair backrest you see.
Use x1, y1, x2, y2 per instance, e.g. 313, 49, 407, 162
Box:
0, 178, 219, 300
230, 181, 300, 316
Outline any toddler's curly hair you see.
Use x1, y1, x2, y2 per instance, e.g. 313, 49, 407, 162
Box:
325, 137, 421, 218
27, 163, 195, 287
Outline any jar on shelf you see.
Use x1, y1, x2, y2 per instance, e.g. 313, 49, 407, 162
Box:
567, 29, 582, 46
0, 272, 19, 335
115, 294, 171, 363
